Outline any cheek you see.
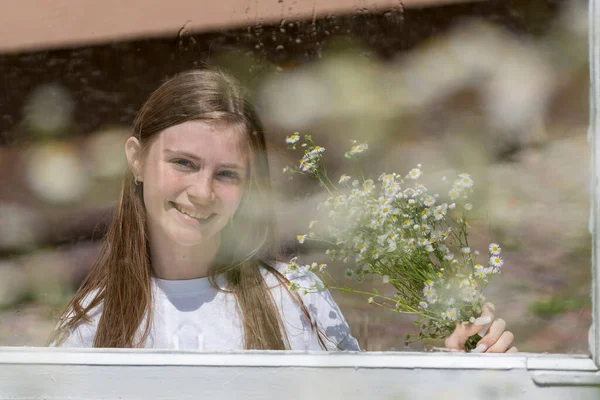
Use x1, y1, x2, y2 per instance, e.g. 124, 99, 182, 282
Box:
143, 168, 184, 204
218, 186, 245, 213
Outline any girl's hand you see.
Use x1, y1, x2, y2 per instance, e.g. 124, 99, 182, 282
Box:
444, 303, 518, 353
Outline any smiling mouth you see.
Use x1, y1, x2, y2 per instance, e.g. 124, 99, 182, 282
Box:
171, 202, 217, 223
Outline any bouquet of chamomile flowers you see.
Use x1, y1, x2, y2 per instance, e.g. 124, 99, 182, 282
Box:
283, 133, 504, 350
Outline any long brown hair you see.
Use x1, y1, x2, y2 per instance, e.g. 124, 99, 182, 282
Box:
48, 68, 326, 350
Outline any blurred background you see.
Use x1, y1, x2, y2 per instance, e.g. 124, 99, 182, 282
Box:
0, 0, 590, 353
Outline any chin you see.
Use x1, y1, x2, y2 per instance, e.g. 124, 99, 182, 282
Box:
166, 223, 226, 248
167, 231, 210, 247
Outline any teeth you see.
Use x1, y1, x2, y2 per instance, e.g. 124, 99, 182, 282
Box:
174, 204, 212, 220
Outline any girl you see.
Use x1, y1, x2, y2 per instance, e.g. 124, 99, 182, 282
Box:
48, 68, 516, 353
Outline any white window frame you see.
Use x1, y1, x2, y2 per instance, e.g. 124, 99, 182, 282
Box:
0, 1, 599, 398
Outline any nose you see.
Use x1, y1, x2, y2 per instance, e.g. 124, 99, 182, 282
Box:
187, 173, 216, 205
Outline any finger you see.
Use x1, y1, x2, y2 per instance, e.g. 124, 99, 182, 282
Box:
472, 318, 506, 353
486, 330, 515, 353
466, 303, 496, 338
444, 322, 471, 350
506, 346, 519, 353
445, 304, 497, 350
483, 302, 496, 313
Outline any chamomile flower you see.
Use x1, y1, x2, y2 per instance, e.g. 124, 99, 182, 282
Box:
458, 173, 474, 188
449, 188, 460, 200
344, 268, 355, 279
489, 243, 501, 255
490, 255, 504, 268
423, 285, 437, 303
339, 174, 351, 184
460, 247, 471, 254
356, 241, 368, 254
464, 203, 473, 211
285, 133, 300, 145
297, 235, 307, 244
419, 301, 428, 309
445, 308, 458, 321
423, 195, 436, 207
344, 142, 369, 158
408, 168, 422, 180
363, 179, 375, 192
382, 275, 390, 283
433, 204, 448, 220
299, 146, 325, 173
474, 264, 487, 279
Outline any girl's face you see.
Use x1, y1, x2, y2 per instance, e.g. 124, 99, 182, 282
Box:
127, 121, 248, 248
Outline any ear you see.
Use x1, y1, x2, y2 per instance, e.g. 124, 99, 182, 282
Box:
125, 136, 144, 182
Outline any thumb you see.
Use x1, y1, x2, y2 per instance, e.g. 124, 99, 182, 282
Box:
444, 321, 471, 350
444, 303, 495, 350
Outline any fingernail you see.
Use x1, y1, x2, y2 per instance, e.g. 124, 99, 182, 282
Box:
471, 343, 488, 353
477, 325, 489, 337
474, 316, 492, 326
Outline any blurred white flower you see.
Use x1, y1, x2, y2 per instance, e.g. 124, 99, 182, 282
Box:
339, 174, 351, 184
408, 168, 422, 180
489, 243, 501, 255
26, 143, 88, 204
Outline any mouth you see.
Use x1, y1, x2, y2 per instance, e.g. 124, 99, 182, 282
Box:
171, 202, 217, 224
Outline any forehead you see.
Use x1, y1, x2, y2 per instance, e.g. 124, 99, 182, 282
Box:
151, 120, 247, 162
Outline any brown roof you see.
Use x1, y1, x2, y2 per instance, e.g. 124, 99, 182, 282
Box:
0, 0, 475, 53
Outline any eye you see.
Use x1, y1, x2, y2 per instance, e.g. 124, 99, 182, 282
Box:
172, 158, 195, 169
218, 170, 240, 181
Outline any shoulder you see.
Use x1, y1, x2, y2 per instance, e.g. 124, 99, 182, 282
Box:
262, 260, 361, 351
261, 260, 324, 288
50, 289, 103, 348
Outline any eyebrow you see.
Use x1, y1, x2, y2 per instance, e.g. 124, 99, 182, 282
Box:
164, 149, 246, 171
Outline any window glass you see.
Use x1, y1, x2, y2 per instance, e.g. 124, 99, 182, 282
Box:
0, 0, 590, 353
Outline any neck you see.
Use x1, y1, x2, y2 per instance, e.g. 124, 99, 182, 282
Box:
149, 234, 220, 280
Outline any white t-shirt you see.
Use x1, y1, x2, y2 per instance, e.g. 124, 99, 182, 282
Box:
57, 264, 360, 351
